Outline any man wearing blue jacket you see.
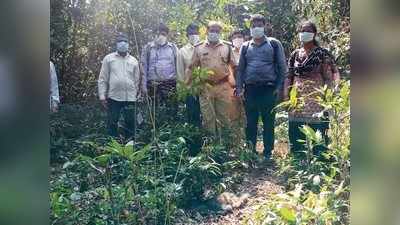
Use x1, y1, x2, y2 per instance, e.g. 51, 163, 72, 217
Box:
235, 14, 288, 160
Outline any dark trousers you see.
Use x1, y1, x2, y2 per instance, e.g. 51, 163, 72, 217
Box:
107, 98, 136, 138
186, 95, 201, 128
244, 84, 277, 156
147, 80, 177, 120
289, 121, 329, 158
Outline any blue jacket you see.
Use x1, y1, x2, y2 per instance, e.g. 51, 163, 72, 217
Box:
236, 36, 288, 91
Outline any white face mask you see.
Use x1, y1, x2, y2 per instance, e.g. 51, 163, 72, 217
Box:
207, 32, 220, 43
116, 41, 129, 53
188, 35, 200, 45
299, 32, 315, 43
250, 27, 265, 38
232, 38, 244, 49
156, 35, 168, 45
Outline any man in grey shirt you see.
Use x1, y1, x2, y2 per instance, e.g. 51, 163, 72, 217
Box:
235, 14, 288, 160
140, 23, 178, 117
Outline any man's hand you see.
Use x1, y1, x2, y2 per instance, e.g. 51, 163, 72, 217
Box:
51, 105, 59, 113
233, 88, 243, 98
101, 99, 108, 109
274, 89, 284, 104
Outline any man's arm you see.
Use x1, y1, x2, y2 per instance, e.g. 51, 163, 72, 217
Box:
235, 44, 246, 95
185, 47, 200, 85
227, 45, 237, 88
140, 45, 149, 93
274, 40, 288, 93
176, 48, 185, 82
98, 56, 110, 102
50, 62, 60, 111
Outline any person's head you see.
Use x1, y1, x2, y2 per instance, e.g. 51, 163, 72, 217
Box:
243, 29, 252, 41
249, 14, 266, 39
298, 21, 319, 46
207, 21, 223, 43
230, 29, 244, 49
115, 33, 129, 55
186, 23, 200, 45
155, 23, 169, 45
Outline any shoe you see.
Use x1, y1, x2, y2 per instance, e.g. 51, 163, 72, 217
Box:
263, 154, 271, 161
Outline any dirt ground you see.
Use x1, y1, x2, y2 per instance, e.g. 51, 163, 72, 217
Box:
180, 142, 289, 225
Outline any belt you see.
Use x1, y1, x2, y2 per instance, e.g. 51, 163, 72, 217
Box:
206, 76, 229, 86
245, 81, 275, 88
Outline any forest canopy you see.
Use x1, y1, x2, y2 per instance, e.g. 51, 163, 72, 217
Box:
51, 0, 350, 103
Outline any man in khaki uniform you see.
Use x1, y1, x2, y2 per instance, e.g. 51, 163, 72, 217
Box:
186, 21, 242, 136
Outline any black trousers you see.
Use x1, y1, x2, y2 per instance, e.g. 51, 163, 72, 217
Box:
186, 95, 201, 128
244, 84, 277, 156
107, 98, 136, 138
288, 120, 329, 158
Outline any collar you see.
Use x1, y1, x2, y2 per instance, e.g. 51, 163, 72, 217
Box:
114, 52, 130, 58
184, 43, 194, 49
250, 36, 269, 46
205, 39, 223, 47
150, 41, 173, 48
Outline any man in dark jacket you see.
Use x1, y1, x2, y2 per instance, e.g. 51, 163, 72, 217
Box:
235, 14, 288, 160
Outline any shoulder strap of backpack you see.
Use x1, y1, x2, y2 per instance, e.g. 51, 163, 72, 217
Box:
241, 41, 251, 65
269, 38, 279, 63
146, 44, 152, 74
170, 43, 177, 69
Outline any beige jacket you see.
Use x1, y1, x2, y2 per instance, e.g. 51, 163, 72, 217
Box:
98, 52, 140, 102
177, 43, 194, 82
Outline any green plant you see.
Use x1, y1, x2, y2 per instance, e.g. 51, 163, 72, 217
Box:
176, 67, 213, 102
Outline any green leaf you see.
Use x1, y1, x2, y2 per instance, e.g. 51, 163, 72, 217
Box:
279, 206, 296, 223
95, 154, 110, 166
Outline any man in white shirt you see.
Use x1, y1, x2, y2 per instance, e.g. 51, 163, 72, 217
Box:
98, 33, 142, 138
177, 23, 201, 128
50, 61, 60, 113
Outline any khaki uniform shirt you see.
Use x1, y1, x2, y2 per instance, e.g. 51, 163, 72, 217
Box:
187, 40, 236, 85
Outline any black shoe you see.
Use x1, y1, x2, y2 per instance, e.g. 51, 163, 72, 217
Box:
263, 154, 271, 161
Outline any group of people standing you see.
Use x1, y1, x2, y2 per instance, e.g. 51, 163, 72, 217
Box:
51, 14, 340, 161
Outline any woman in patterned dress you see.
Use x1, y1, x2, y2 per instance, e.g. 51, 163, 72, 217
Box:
283, 21, 340, 158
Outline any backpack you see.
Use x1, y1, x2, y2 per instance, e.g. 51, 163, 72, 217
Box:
242, 37, 279, 65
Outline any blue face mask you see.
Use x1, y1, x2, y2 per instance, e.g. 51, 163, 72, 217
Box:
116, 41, 129, 53
207, 32, 220, 43
250, 27, 265, 38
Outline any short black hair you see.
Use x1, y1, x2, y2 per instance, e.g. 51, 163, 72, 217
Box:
157, 23, 170, 34
186, 23, 199, 35
207, 21, 223, 29
230, 29, 244, 40
250, 14, 266, 25
298, 20, 318, 33
115, 33, 128, 42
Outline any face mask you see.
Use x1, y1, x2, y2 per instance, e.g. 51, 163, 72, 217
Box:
116, 41, 129, 53
207, 32, 220, 43
250, 27, 265, 38
299, 32, 315, 43
156, 35, 167, 45
188, 35, 200, 45
232, 38, 244, 49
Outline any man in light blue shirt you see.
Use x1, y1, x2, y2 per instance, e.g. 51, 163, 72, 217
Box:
140, 23, 178, 113
50, 61, 60, 113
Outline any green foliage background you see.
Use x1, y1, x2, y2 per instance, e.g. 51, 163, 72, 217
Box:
50, 0, 350, 103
